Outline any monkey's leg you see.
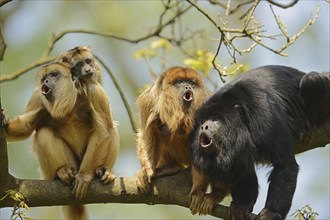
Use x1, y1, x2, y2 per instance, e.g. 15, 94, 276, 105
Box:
34, 127, 88, 220
230, 171, 259, 220
154, 161, 184, 178
33, 127, 77, 184
189, 166, 210, 215
74, 126, 118, 199
96, 127, 120, 184
258, 159, 299, 220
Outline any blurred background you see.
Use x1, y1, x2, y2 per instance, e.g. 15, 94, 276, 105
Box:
0, 1, 329, 219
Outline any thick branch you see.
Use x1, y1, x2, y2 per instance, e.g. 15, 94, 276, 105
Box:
0, 168, 256, 220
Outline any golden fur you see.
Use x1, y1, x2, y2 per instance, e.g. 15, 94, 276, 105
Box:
3, 62, 119, 220
135, 67, 210, 193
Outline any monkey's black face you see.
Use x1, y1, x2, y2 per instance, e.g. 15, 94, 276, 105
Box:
41, 71, 60, 101
198, 120, 221, 154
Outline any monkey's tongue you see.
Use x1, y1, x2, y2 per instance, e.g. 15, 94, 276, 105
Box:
41, 84, 51, 95
183, 90, 193, 102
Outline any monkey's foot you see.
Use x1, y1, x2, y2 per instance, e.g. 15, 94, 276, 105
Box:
96, 167, 116, 184
56, 165, 76, 185
135, 169, 151, 194
257, 208, 282, 220
197, 194, 218, 215
189, 190, 205, 215
228, 201, 250, 220
73, 172, 93, 200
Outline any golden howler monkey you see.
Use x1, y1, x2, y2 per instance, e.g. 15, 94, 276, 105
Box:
56, 46, 119, 187
2, 62, 119, 220
135, 67, 210, 193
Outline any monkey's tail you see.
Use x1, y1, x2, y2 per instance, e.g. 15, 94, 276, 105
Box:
61, 205, 88, 220
300, 71, 330, 124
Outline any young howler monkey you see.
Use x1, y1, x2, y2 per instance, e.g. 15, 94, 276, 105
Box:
135, 67, 210, 193
189, 65, 330, 220
2, 62, 118, 220
56, 46, 120, 188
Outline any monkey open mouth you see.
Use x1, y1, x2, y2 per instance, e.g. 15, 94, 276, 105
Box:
41, 84, 51, 95
199, 132, 212, 148
199, 132, 215, 153
183, 90, 193, 102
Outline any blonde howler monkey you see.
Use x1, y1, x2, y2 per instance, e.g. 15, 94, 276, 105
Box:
2, 62, 118, 220
56, 46, 120, 187
135, 67, 210, 193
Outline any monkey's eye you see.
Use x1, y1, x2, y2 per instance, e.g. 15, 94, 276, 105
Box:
175, 79, 184, 84
50, 72, 59, 77
85, 58, 92, 64
189, 80, 197, 86
77, 61, 84, 67
61, 57, 69, 63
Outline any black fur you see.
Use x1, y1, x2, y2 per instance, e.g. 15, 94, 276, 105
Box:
300, 71, 330, 124
189, 65, 330, 219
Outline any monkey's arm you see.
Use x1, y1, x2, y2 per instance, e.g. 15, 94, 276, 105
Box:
135, 86, 160, 193
4, 89, 44, 141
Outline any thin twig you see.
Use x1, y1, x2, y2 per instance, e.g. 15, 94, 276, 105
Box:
0, 56, 55, 83
267, 0, 298, 9
212, 36, 226, 83
94, 55, 138, 133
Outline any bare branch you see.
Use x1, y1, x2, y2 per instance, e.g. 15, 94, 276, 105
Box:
95, 55, 138, 133
267, 0, 298, 9
0, 0, 11, 7
0, 56, 56, 83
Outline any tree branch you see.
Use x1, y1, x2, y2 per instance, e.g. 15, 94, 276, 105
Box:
0, 0, 11, 7
94, 55, 138, 133
267, 0, 298, 9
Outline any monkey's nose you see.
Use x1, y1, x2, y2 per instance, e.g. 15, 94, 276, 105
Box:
183, 90, 193, 102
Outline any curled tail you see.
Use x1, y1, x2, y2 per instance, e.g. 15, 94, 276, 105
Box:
61, 205, 88, 220
300, 71, 330, 124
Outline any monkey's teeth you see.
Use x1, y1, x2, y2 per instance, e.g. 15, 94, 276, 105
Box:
41, 84, 51, 95
183, 91, 193, 102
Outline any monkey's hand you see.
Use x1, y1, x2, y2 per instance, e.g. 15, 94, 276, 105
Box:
135, 169, 151, 193
257, 208, 282, 220
73, 172, 93, 200
189, 190, 205, 215
96, 166, 116, 184
1, 108, 9, 128
57, 165, 76, 185
228, 201, 250, 220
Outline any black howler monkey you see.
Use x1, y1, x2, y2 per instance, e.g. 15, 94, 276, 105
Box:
189, 65, 330, 220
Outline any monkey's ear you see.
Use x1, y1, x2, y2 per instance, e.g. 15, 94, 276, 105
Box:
233, 104, 244, 114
